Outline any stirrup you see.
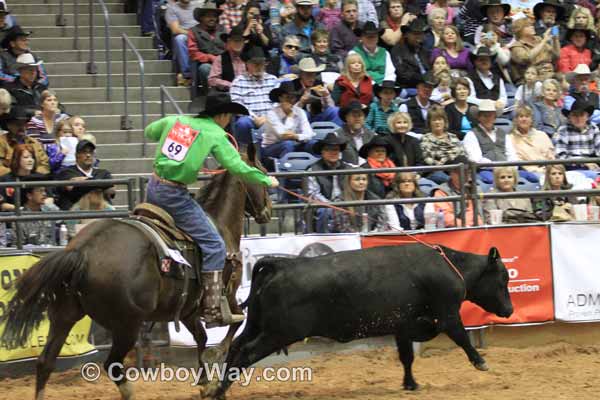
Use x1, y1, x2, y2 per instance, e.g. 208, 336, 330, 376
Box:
204, 296, 245, 329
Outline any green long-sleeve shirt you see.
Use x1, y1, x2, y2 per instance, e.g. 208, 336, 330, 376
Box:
145, 115, 271, 186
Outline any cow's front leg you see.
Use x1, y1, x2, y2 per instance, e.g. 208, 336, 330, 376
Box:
443, 313, 488, 371
394, 334, 418, 390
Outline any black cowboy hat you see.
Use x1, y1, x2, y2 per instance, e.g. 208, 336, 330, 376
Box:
374, 80, 401, 97
562, 99, 595, 117
0, 107, 32, 130
480, 0, 511, 17
358, 135, 393, 159
414, 72, 438, 87
565, 26, 593, 42
354, 21, 384, 37
469, 46, 497, 63
76, 139, 96, 153
241, 45, 266, 63
197, 92, 249, 117
219, 24, 244, 43
400, 17, 429, 34
269, 81, 302, 103
338, 100, 369, 121
445, 155, 471, 174
313, 132, 348, 154
533, 0, 566, 22
0, 3, 10, 15
193, 1, 224, 22
1, 26, 32, 50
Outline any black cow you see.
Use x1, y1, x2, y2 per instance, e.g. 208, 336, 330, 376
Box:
204, 243, 513, 398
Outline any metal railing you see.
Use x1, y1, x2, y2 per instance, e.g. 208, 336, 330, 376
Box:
121, 33, 148, 156
159, 85, 184, 117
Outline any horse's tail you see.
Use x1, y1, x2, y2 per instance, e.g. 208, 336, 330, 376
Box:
239, 257, 281, 309
1, 249, 88, 345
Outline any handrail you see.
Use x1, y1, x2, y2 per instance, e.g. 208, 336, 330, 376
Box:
159, 85, 184, 117
121, 33, 148, 156
56, 0, 66, 26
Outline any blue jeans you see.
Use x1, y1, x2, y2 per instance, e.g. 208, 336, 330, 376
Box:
141, 0, 157, 34
315, 208, 334, 233
197, 62, 212, 88
307, 106, 343, 126
172, 33, 190, 78
233, 116, 259, 146
261, 139, 319, 160
146, 177, 225, 271
428, 171, 450, 184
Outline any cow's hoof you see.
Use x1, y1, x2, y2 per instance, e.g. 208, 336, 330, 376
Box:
197, 383, 224, 399
201, 346, 226, 366
403, 382, 419, 391
474, 361, 489, 371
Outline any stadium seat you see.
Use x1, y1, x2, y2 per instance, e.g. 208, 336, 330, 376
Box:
418, 177, 439, 196
275, 152, 320, 203
477, 180, 495, 193
517, 177, 541, 192
311, 121, 340, 141
494, 118, 512, 129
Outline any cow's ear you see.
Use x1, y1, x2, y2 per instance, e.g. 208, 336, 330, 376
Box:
488, 247, 500, 268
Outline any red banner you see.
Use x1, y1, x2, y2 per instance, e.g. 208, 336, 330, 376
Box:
361, 225, 554, 327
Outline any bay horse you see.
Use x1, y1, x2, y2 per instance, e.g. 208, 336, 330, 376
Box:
1, 143, 271, 400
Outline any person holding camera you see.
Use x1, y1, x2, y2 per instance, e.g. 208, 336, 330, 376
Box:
239, 2, 273, 50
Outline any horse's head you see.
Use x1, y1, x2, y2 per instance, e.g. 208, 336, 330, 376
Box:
240, 142, 272, 224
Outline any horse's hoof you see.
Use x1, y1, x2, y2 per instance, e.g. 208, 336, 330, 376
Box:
201, 346, 225, 366
474, 361, 489, 371
198, 382, 224, 399
403, 381, 419, 391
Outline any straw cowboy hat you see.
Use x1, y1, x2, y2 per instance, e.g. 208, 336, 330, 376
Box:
297, 57, 326, 73
567, 64, 592, 82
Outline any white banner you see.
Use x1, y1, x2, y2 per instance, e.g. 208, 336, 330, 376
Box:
169, 234, 361, 346
552, 223, 600, 322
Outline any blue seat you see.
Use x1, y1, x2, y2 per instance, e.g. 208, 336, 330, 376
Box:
418, 177, 439, 196
494, 118, 512, 130
311, 121, 340, 141
275, 152, 321, 203
517, 177, 540, 192
477, 180, 495, 193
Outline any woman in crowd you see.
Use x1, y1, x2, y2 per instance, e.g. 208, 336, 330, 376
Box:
358, 136, 396, 199
385, 112, 424, 167
509, 105, 555, 177
0, 144, 47, 211
430, 25, 473, 74
332, 53, 374, 108
420, 106, 466, 183
423, 8, 447, 53
267, 35, 301, 78
533, 164, 576, 221
385, 171, 435, 230
558, 26, 593, 73
426, 0, 455, 25
532, 78, 566, 138
445, 77, 477, 140
483, 166, 533, 224
239, 2, 273, 50
380, 0, 417, 49
331, 173, 389, 233
310, 29, 343, 73
26, 90, 68, 148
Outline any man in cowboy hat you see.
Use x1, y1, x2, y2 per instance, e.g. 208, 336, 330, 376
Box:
207, 25, 246, 91
349, 21, 396, 85
564, 64, 600, 125
533, 0, 565, 37
188, 2, 226, 95
5, 53, 47, 114
145, 92, 279, 327
262, 81, 317, 161
335, 100, 375, 165
390, 17, 431, 88
554, 99, 600, 175
0, 25, 48, 88
476, 0, 512, 46
330, 0, 361, 58
466, 46, 507, 112
0, 3, 15, 46
398, 72, 439, 134
280, 0, 324, 54
366, 80, 400, 134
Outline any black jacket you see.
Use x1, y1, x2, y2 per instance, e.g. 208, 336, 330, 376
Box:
384, 133, 424, 167
445, 102, 478, 140
390, 42, 431, 87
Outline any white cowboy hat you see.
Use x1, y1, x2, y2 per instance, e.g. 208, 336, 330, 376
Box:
478, 99, 497, 113
567, 64, 592, 82
298, 57, 326, 73
15, 53, 43, 69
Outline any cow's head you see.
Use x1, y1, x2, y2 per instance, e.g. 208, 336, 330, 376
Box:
468, 247, 514, 318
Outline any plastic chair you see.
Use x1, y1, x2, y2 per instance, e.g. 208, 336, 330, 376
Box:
477, 180, 495, 193
494, 118, 512, 129
517, 178, 540, 192
418, 177, 439, 196
310, 121, 340, 141
275, 152, 321, 203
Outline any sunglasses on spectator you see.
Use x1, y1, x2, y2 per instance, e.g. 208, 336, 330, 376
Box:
284, 44, 300, 50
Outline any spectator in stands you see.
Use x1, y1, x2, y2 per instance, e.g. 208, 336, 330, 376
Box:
0, 26, 48, 88
509, 14, 560, 85
316, 0, 342, 31
66, 185, 116, 237
423, 8, 447, 54
331, 53, 373, 108
219, 0, 247, 33
330, 0, 360, 58
380, 0, 416, 49
514, 66, 542, 107
445, 77, 478, 140
0, 3, 15, 46
26, 90, 68, 148
262, 81, 317, 160
239, 2, 273, 51
207, 25, 246, 91
306, 132, 352, 232
385, 111, 424, 166
54, 140, 114, 210
563, 64, 600, 125
165, 0, 203, 86
533, 0, 566, 38
358, 135, 396, 198
432, 155, 478, 227
46, 119, 77, 174
69, 116, 87, 139
474, 0, 512, 46
280, 0, 323, 54
366, 81, 399, 135
356, 0, 378, 26
292, 57, 342, 125
267, 35, 301, 78
398, 73, 439, 134
463, 99, 517, 164
483, 166, 533, 224
558, 26, 593, 73
533, 164, 576, 220
426, 0, 454, 24
6, 53, 47, 114
420, 106, 466, 183
188, 3, 226, 94
12, 184, 60, 246
349, 22, 396, 85
532, 78, 565, 138
478, 23, 512, 80
431, 25, 473, 74
310, 29, 343, 73
230, 46, 279, 146
335, 101, 375, 165
467, 46, 507, 112
554, 100, 600, 175
331, 172, 389, 232
390, 17, 430, 88
509, 105, 555, 176
0, 87, 11, 116
385, 171, 435, 230
0, 144, 47, 209
0, 107, 49, 177
458, 0, 484, 44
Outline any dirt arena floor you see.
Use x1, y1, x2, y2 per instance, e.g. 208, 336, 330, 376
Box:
1, 337, 599, 400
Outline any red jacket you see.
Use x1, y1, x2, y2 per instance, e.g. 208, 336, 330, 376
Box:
558, 44, 592, 73
334, 75, 373, 108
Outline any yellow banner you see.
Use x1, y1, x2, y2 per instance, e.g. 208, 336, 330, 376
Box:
0, 254, 96, 363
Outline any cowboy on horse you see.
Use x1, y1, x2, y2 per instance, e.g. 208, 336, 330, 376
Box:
144, 93, 279, 328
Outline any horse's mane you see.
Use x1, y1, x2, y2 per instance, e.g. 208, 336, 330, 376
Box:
197, 171, 232, 207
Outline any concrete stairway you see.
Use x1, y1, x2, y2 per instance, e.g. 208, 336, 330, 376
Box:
16, 0, 192, 206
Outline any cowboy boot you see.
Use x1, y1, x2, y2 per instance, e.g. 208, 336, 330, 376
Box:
201, 271, 245, 329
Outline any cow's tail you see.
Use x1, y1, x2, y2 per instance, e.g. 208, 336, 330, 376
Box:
239, 257, 280, 309
1, 249, 88, 345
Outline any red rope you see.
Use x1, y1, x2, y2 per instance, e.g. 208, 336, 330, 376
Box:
202, 132, 240, 175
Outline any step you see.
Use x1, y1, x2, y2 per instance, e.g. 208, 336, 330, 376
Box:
22, 25, 142, 38
53, 86, 190, 102
10, 3, 124, 14
35, 48, 159, 62
31, 36, 154, 51
13, 13, 138, 27
45, 60, 172, 75
101, 158, 155, 174
90, 129, 144, 144
62, 100, 191, 116
83, 114, 163, 131
96, 142, 158, 158
47, 73, 174, 88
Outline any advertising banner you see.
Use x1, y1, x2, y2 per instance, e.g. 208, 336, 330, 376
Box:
361, 226, 554, 327
552, 223, 600, 322
0, 254, 96, 363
